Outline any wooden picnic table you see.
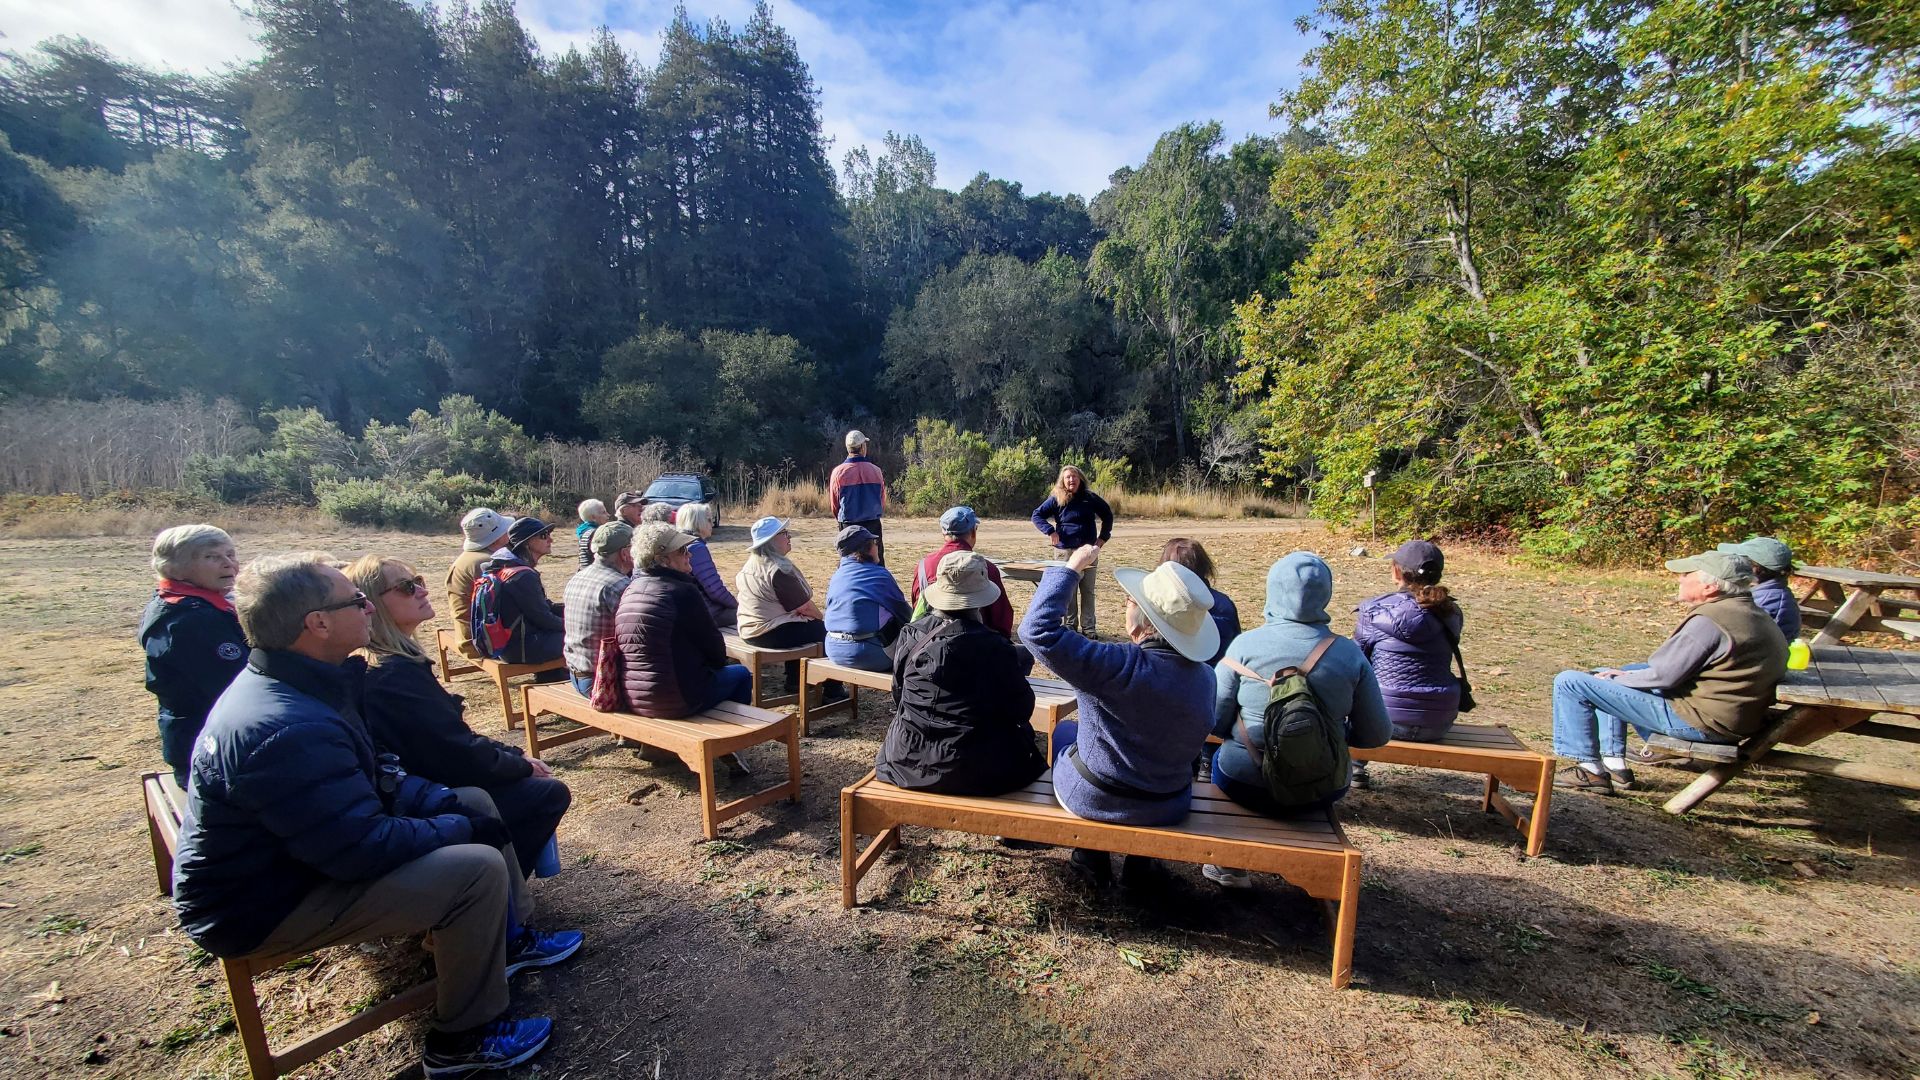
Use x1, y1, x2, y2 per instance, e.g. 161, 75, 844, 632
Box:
992, 558, 1065, 585
1661, 643, 1920, 813
1793, 565, 1920, 645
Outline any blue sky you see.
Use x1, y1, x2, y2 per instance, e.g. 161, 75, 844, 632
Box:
0, 0, 1321, 198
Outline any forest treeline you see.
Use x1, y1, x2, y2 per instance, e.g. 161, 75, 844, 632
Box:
1, 0, 1916, 558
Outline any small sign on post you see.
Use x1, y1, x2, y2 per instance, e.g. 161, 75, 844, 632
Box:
1363, 470, 1377, 539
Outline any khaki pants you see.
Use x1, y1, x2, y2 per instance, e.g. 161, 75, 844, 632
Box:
1066, 564, 1098, 634
251, 844, 511, 1032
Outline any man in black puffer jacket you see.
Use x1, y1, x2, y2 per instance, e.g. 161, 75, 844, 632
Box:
172, 554, 558, 1078
615, 523, 752, 718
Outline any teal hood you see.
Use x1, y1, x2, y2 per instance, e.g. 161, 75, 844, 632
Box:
1263, 551, 1333, 625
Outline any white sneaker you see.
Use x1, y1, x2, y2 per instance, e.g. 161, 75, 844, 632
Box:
1202, 864, 1252, 889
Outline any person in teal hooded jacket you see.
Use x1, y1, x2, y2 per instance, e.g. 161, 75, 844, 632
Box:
1205, 552, 1390, 888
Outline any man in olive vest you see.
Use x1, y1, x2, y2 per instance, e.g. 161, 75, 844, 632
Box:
1551, 550, 1788, 795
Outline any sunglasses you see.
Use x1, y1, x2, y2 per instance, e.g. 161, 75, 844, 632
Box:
310, 591, 373, 616
382, 574, 429, 597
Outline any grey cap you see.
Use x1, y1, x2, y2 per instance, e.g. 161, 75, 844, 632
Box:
1715, 537, 1794, 575
1664, 550, 1755, 587
591, 521, 635, 556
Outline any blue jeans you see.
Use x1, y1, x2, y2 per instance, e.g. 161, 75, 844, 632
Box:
1551, 670, 1722, 761
570, 673, 594, 697
1050, 719, 1079, 765
699, 663, 753, 711
824, 637, 891, 672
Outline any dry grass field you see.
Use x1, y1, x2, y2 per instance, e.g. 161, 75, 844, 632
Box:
0, 514, 1914, 1079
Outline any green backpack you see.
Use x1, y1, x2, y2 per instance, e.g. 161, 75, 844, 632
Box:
1222, 636, 1348, 809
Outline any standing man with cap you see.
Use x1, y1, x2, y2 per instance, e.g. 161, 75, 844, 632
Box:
1554, 550, 1788, 794
829, 430, 888, 565
477, 518, 565, 666
562, 522, 634, 696
448, 508, 512, 661
823, 525, 912, 672
1020, 543, 1219, 889
910, 506, 1015, 637
1716, 536, 1801, 641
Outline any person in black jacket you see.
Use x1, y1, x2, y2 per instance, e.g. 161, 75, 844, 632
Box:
140, 524, 249, 784
171, 554, 566, 1078
875, 551, 1046, 795
475, 517, 565, 666
616, 523, 753, 718
1029, 465, 1113, 633
349, 555, 572, 881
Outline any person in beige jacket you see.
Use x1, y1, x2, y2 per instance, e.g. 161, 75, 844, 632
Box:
735, 516, 843, 701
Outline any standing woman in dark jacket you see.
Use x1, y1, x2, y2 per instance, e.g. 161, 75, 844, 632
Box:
674, 503, 737, 628
140, 524, 249, 784
1030, 465, 1113, 633
876, 551, 1045, 795
348, 556, 572, 880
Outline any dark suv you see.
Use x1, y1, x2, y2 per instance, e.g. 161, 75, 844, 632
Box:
642, 473, 719, 525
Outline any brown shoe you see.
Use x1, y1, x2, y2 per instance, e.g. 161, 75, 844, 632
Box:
1554, 765, 1615, 795
1627, 744, 1688, 767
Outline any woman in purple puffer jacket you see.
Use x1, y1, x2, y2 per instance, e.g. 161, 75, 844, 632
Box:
1352, 540, 1464, 785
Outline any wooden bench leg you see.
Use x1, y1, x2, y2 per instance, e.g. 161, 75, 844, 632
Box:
797, 659, 811, 735
1328, 851, 1360, 989
144, 783, 175, 897
784, 720, 803, 805
493, 669, 518, 731
222, 958, 275, 1080
1664, 706, 1807, 815
1525, 757, 1553, 857
1480, 773, 1498, 813
697, 746, 720, 841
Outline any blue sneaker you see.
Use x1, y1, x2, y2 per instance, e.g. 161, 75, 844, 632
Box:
505, 928, 583, 978
422, 1016, 553, 1078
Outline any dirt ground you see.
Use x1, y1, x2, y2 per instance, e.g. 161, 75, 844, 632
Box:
0, 514, 1915, 1079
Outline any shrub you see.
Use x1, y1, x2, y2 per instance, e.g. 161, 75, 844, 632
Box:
981, 439, 1051, 514
315, 478, 450, 529
898, 418, 992, 515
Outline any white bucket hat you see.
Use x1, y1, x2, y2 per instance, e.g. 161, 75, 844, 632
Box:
748, 516, 789, 551
1111, 561, 1219, 663
923, 550, 1002, 611
460, 507, 511, 551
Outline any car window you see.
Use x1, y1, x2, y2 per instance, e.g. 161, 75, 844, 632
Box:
644, 479, 703, 501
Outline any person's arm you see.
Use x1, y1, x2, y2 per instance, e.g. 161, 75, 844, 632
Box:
1092, 491, 1113, 543
685, 584, 729, 669
1610, 617, 1727, 691
828, 465, 844, 518
1212, 647, 1244, 740
366, 662, 530, 788
1341, 647, 1393, 749
880, 576, 913, 627
237, 723, 474, 882
772, 567, 822, 620
1030, 496, 1059, 537
1018, 553, 1132, 688
510, 571, 566, 632
691, 546, 737, 610
154, 610, 248, 723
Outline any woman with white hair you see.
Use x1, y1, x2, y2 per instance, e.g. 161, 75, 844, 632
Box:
674, 503, 737, 628
575, 499, 610, 567
139, 524, 248, 784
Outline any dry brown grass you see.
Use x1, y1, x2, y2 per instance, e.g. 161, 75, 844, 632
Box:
747, 479, 832, 518
1104, 484, 1297, 520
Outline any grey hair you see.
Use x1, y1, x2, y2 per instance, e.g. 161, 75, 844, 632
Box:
1694, 569, 1751, 598
640, 502, 676, 524
632, 522, 689, 571
235, 553, 339, 651
151, 523, 234, 579
577, 498, 608, 523
676, 502, 714, 535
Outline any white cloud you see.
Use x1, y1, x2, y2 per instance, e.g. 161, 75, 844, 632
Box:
0, 0, 1317, 199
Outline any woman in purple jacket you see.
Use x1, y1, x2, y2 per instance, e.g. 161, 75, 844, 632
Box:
675, 503, 737, 629
1351, 540, 1464, 786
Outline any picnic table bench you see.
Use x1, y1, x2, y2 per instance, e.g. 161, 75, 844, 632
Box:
1350, 723, 1555, 857
520, 682, 800, 839
794, 656, 1079, 735
433, 627, 565, 731
1657, 644, 1920, 814
143, 773, 433, 1079
840, 769, 1362, 988
719, 629, 823, 709
1793, 565, 1920, 646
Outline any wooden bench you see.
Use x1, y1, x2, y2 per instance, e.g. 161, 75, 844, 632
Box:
521, 683, 800, 839
796, 656, 1080, 737
840, 769, 1361, 988
1350, 723, 1555, 857
720, 629, 822, 709
432, 628, 564, 731
142, 773, 434, 1080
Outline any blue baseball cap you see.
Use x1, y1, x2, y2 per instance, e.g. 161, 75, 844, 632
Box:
940, 506, 979, 535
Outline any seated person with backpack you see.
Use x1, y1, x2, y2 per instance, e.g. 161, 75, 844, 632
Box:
471, 518, 565, 667
1206, 551, 1390, 889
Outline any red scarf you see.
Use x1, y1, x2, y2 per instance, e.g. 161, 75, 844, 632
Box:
158, 579, 236, 614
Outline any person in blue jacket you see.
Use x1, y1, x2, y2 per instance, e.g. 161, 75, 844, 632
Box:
674, 503, 738, 629
140, 524, 249, 785
1020, 542, 1217, 889
1030, 465, 1113, 633
171, 554, 568, 1078
1205, 552, 1391, 889
1716, 537, 1801, 641
824, 525, 912, 671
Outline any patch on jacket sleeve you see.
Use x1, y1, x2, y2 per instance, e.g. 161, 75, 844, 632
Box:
217, 642, 245, 661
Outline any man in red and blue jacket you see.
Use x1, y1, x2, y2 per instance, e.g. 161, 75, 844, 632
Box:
829, 430, 888, 565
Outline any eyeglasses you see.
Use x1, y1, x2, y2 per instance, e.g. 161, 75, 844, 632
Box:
309, 591, 372, 616
382, 574, 428, 597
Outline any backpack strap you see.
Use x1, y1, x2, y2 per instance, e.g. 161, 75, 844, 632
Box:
1223, 635, 1338, 764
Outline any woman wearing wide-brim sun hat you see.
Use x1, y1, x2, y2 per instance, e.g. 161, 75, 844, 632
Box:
734, 516, 845, 701
1018, 542, 1219, 890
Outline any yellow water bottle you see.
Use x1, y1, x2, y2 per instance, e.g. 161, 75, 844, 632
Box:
1787, 638, 1810, 671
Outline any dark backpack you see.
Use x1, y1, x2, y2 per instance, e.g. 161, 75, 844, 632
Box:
469, 564, 532, 660
1222, 636, 1347, 809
